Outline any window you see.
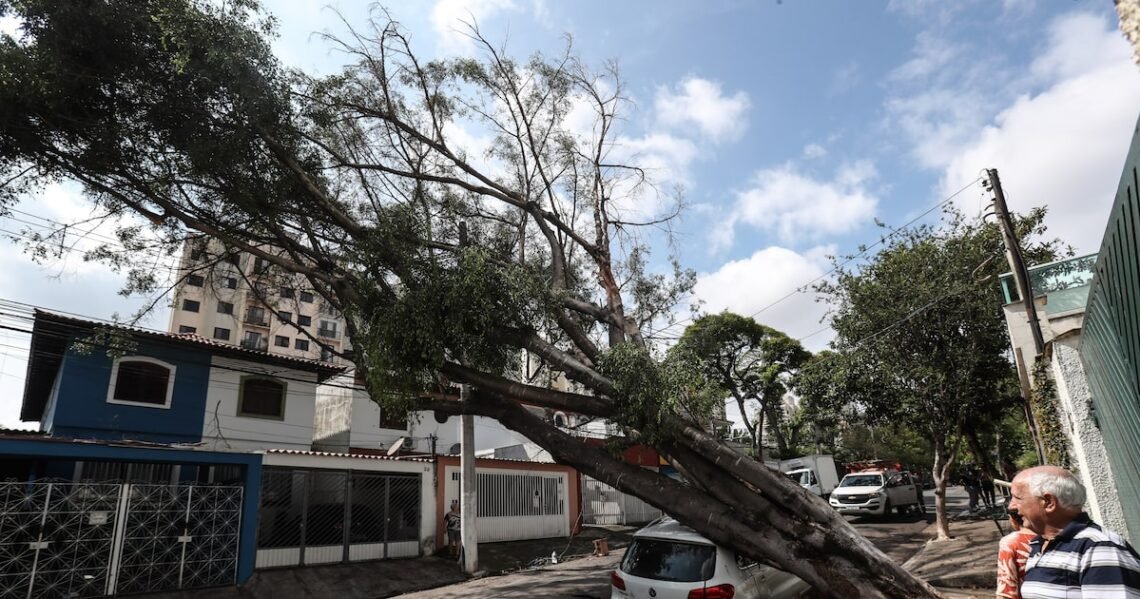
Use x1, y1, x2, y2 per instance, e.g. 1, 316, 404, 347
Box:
181, 299, 200, 312
317, 320, 338, 338
294, 339, 310, 351
297, 315, 311, 327
186, 274, 204, 287
217, 301, 234, 315
238, 377, 285, 419
299, 291, 315, 303
379, 409, 408, 430
106, 357, 176, 409
214, 327, 231, 341
241, 331, 266, 351
244, 306, 267, 326
223, 277, 238, 289
190, 248, 206, 261
278, 311, 293, 323
225, 252, 241, 267
253, 257, 270, 275
621, 539, 716, 583
274, 335, 290, 348
178, 325, 197, 334
280, 287, 295, 299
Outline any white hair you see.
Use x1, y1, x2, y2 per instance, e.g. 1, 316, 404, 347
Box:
1023, 469, 1086, 510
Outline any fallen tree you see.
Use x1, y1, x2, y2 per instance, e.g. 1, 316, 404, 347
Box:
0, 1, 942, 595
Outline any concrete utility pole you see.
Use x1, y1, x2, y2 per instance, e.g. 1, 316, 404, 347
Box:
457, 222, 478, 574
987, 168, 1045, 356
987, 168, 1048, 464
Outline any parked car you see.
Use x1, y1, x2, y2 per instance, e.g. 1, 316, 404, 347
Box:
828, 469, 921, 517
610, 517, 810, 599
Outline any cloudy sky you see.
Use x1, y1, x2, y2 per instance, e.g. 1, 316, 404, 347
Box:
1, 0, 1138, 429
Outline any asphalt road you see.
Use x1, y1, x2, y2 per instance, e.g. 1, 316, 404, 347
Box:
401, 486, 975, 598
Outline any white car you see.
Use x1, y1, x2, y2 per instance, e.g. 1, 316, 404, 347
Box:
610, 517, 810, 599
828, 470, 922, 517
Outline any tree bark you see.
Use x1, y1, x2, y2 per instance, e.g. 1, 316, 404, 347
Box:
931, 436, 956, 540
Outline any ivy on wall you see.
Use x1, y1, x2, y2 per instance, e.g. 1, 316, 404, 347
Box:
1031, 357, 1071, 469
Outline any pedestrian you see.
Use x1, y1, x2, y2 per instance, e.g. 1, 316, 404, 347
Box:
980, 470, 995, 509
963, 468, 981, 511
444, 500, 462, 559
995, 510, 1035, 599
1010, 466, 1140, 598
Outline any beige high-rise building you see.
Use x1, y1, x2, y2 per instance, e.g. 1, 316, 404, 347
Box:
167, 237, 349, 364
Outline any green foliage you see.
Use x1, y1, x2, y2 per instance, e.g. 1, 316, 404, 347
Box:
812, 207, 1061, 447
1030, 357, 1071, 469
595, 343, 717, 441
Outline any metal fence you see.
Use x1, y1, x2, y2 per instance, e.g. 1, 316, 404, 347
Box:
1081, 115, 1140, 542
255, 468, 421, 569
443, 466, 570, 542
580, 475, 662, 526
0, 481, 242, 599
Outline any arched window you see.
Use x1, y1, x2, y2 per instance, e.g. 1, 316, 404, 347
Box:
553, 412, 566, 427
106, 357, 176, 408
238, 377, 286, 419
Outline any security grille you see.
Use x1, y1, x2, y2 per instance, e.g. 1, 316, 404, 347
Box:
255, 468, 422, 568
0, 481, 241, 598
581, 476, 662, 526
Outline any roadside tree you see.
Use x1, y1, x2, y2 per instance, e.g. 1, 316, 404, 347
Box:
0, 1, 943, 595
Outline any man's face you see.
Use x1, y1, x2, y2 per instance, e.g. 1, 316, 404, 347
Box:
1009, 480, 1046, 535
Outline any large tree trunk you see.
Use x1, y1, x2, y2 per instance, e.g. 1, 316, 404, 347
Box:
428, 394, 944, 598
964, 427, 997, 479
931, 436, 956, 540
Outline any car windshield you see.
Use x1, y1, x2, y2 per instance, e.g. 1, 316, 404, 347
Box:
621, 538, 716, 582
839, 474, 883, 487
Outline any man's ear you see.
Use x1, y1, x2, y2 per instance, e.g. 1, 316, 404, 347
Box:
1041, 493, 1058, 511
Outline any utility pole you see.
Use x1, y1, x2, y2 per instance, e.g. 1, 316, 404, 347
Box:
457, 222, 478, 574
987, 168, 1048, 464
987, 168, 1045, 356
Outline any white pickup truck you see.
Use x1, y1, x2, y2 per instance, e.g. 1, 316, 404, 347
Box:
828, 469, 923, 517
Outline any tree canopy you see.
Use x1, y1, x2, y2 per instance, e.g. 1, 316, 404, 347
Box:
808, 206, 1061, 538
1, 1, 949, 596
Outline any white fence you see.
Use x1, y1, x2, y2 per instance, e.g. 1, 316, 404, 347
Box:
443, 466, 569, 542
581, 476, 662, 525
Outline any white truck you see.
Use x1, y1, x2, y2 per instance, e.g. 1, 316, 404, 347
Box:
778, 455, 840, 498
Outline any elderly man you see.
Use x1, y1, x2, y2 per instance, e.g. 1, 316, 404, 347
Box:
1009, 465, 1140, 598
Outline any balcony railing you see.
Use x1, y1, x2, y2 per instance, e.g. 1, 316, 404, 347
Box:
240, 337, 268, 351
243, 311, 269, 327
317, 327, 339, 339
999, 253, 1097, 314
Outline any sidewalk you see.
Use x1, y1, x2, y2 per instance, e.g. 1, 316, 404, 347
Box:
907, 510, 1009, 596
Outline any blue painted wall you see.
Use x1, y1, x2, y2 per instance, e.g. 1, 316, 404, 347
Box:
43, 340, 210, 444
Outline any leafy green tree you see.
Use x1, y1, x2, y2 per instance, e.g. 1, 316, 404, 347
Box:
813, 207, 1059, 538
672, 312, 809, 457
0, 2, 942, 595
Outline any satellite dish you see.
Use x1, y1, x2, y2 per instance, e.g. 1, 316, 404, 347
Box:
387, 437, 407, 456
434, 411, 450, 424
448, 443, 461, 455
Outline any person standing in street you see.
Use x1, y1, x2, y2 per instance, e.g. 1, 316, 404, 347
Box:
980, 470, 996, 509
444, 500, 462, 559
995, 510, 1035, 598
1010, 466, 1140, 598
963, 468, 981, 511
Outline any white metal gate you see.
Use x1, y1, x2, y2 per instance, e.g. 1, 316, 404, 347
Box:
581, 476, 662, 525
0, 481, 242, 599
445, 466, 569, 542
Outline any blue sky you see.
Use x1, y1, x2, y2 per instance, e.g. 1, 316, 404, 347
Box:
1, 0, 1139, 428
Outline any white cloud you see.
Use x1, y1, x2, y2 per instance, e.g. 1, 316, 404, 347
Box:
830, 61, 861, 95
718, 162, 879, 249
692, 246, 834, 351
604, 133, 698, 218
802, 143, 827, 160
431, 0, 518, 56
940, 12, 1140, 254
655, 77, 751, 143
889, 32, 959, 82
885, 87, 990, 170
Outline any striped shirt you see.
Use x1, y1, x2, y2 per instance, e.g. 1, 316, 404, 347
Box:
1021, 514, 1140, 598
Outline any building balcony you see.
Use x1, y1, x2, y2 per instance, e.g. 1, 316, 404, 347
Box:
317, 327, 339, 339
243, 312, 270, 327
1000, 253, 1097, 315
240, 337, 268, 351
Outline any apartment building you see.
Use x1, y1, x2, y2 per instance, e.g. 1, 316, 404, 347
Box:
167, 238, 349, 364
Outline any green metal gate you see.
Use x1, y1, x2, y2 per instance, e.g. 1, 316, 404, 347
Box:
1080, 114, 1140, 541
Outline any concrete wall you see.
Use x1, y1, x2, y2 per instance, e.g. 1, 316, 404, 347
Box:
1052, 338, 1130, 537
313, 374, 407, 452
201, 356, 319, 451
